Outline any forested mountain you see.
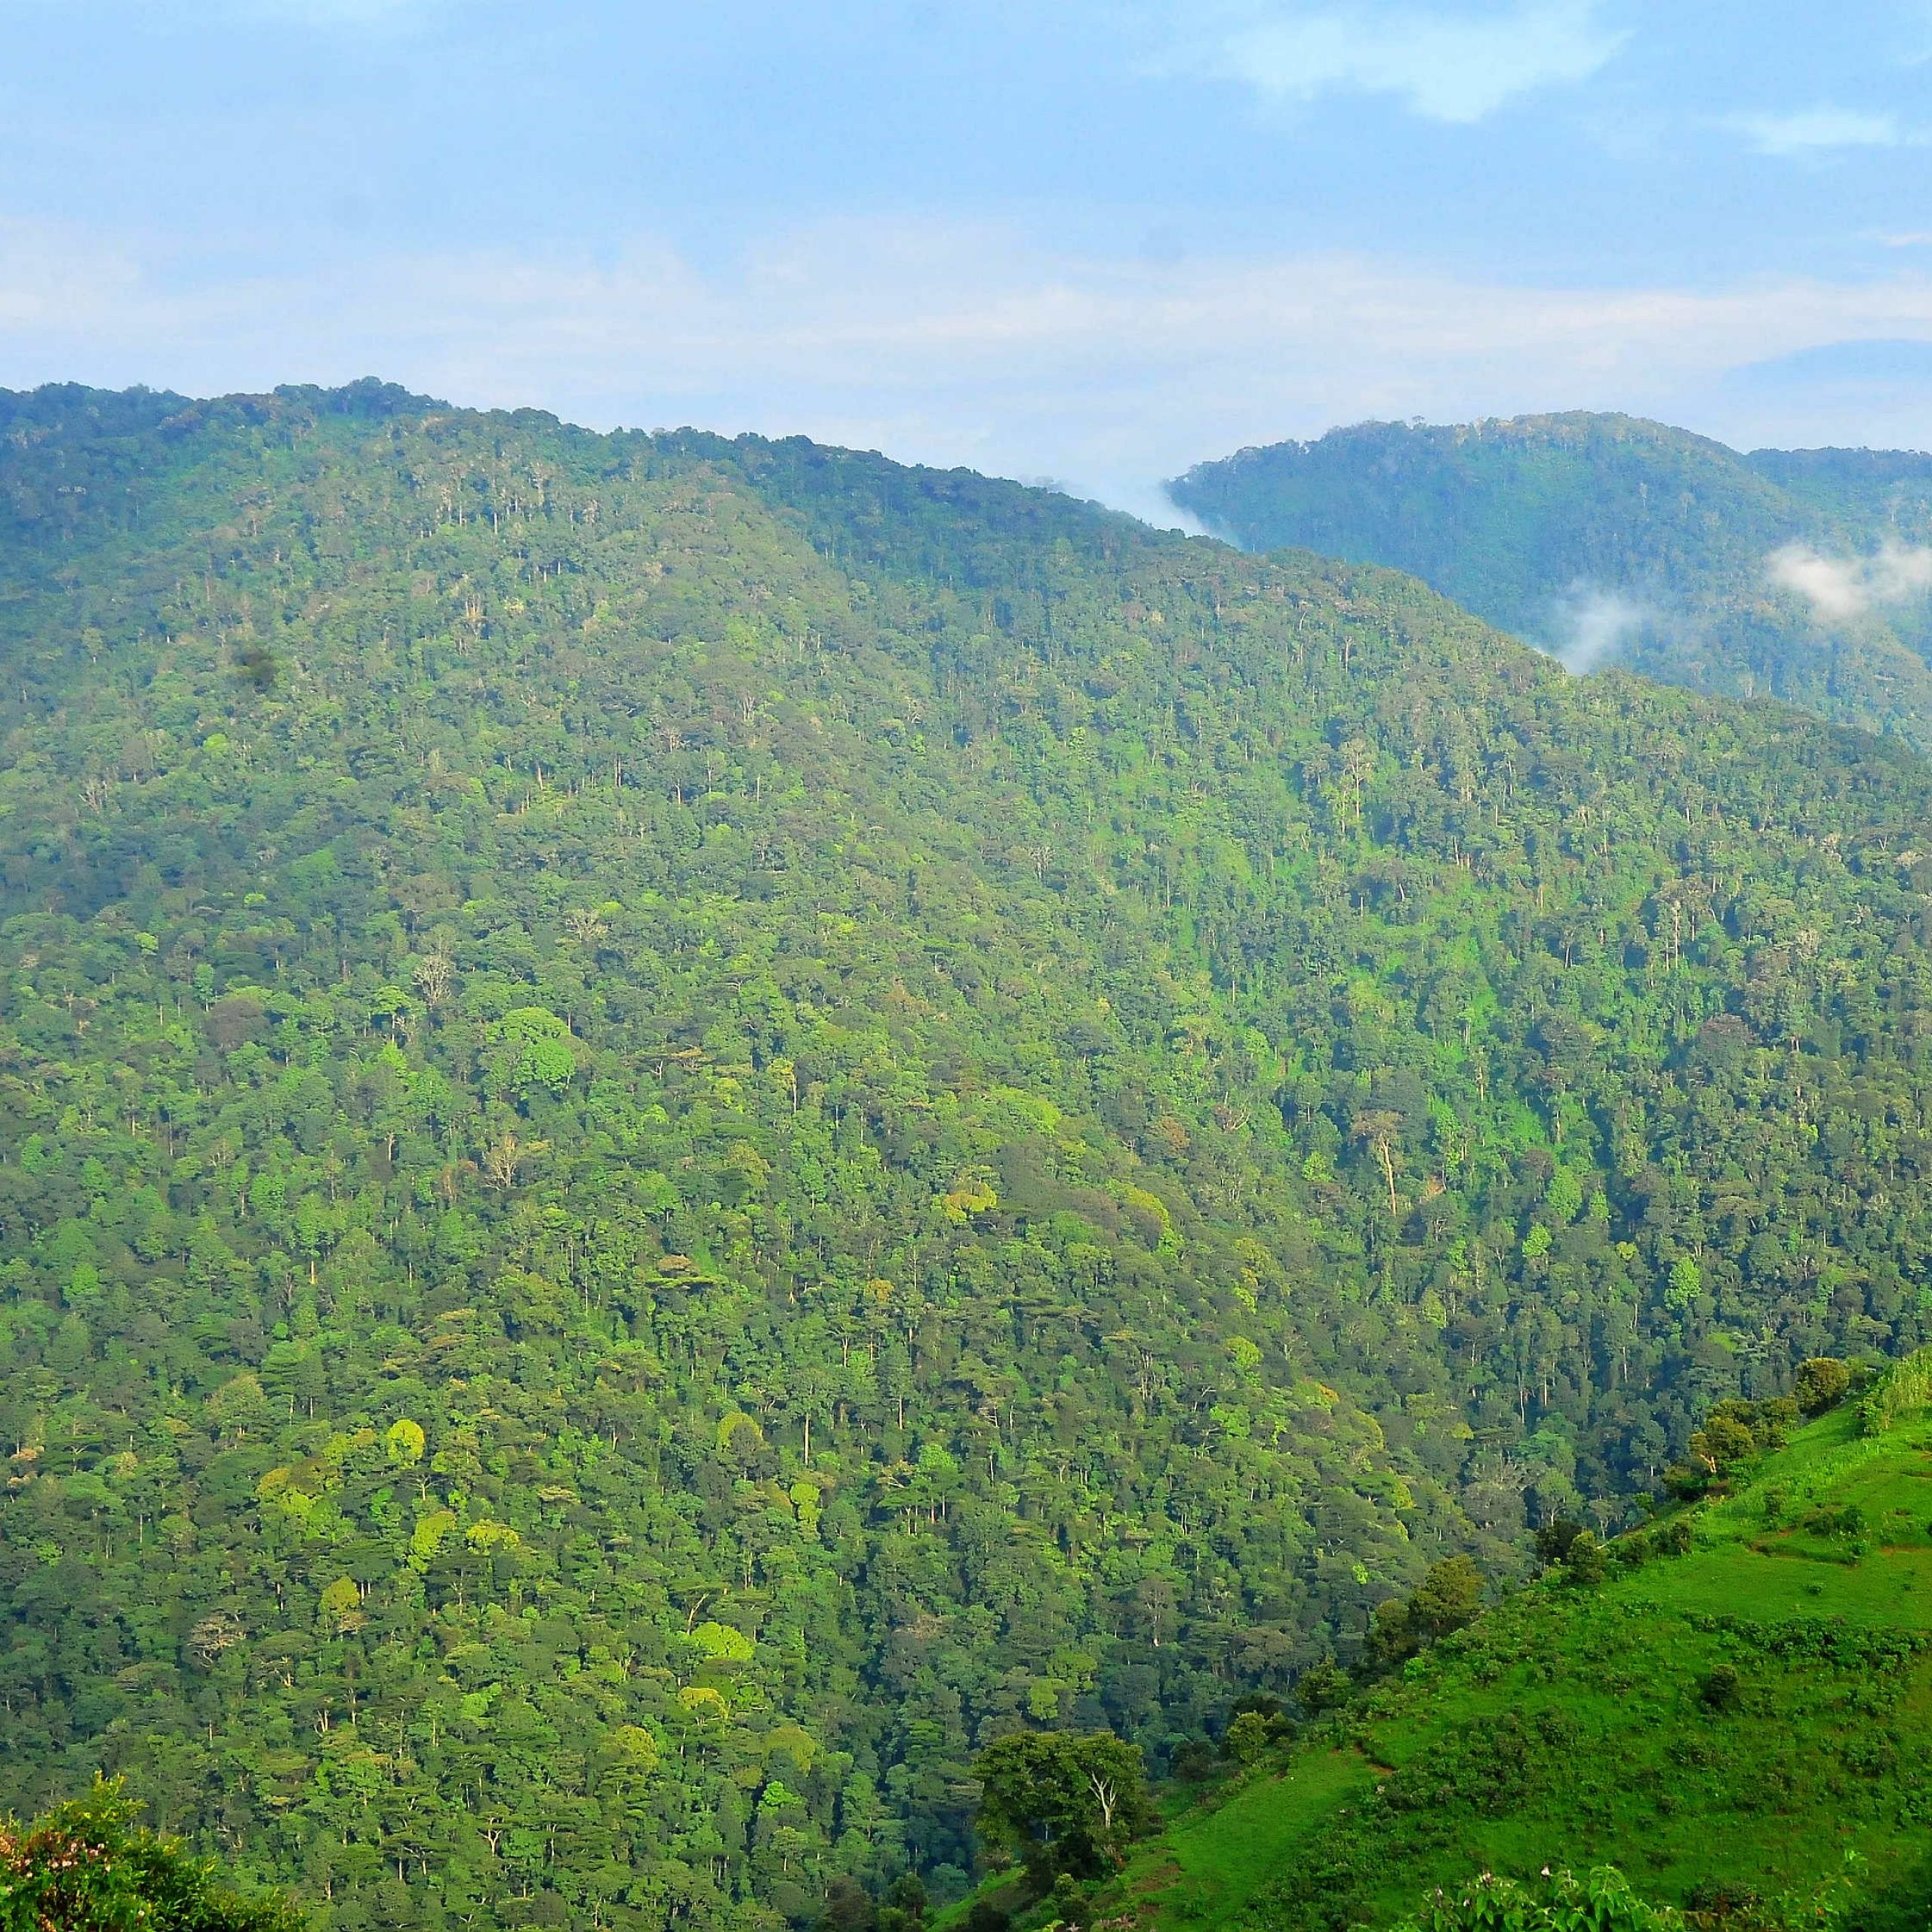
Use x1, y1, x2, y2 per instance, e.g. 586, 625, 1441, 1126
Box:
7, 382, 1932, 1930
1169, 414, 1932, 746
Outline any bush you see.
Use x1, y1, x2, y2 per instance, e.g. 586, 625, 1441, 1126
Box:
1294, 1661, 1352, 1715
1534, 1518, 1586, 1567
1802, 1503, 1865, 1541
1700, 1665, 1742, 1712
0, 1779, 303, 1930
1559, 1531, 1607, 1586
1395, 1866, 1682, 1932
1792, 1357, 1850, 1415
1224, 1712, 1274, 1764
1860, 1345, 1932, 1435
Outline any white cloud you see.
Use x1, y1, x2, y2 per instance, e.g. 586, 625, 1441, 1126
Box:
11, 214, 1932, 514
1183, 1, 1625, 123
1768, 540, 1932, 621
1549, 586, 1647, 671
1728, 107, 1906, 155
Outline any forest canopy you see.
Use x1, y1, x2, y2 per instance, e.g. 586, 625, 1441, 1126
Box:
4, 383, 1932, 1929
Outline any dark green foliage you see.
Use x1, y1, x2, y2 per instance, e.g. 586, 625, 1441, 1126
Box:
1533, 1519, 1586, 1567
1556, 1531, 1606, 1587
1367, 1558, 1487, 1672
9, 383, 1932, 1924
0, 1778, 303, 1930
1292, 1663, 1352, 1715
1791, 1358, 1850, 1416
972, 1732, 1151, 1887
1665, 1400, 1797, 1500
1171, 413, 1932, 747
881, 1873, 928, 1932
1699, 1666, 1742, 1712
820, 1875, 878, 1932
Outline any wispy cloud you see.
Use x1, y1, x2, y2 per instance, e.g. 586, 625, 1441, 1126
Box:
1727, 107, 1907, 155
1548, 586, 1648, 671
11, 214, 1932, 513
1769, 540, 1932, 620
1183, 1, 1626, 123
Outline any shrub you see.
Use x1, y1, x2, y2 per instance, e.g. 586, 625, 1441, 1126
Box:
1534, 1518, 1586, 1567
1860, 1345, 1932, 1435
1224, 1712, 1274, 1764
1792, 1358, 1850, 1416
1700, 1665, 1742, 1712
1559, 1531, 1607, 1586
0, 1778, 303, 1930
1395, 1866, 1681, 1932
1294, 1661, 1352, 1715
1802, 1503, 1865, 1541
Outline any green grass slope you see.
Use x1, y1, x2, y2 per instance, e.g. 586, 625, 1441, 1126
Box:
1111, 1375, 1932, 1932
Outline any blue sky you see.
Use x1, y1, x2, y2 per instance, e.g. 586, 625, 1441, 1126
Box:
3, 1, 1932, 515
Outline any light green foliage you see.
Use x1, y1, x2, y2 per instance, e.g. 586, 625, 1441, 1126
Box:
1395, 1868, 1684, 1932
1860, 1344, 1932, 1435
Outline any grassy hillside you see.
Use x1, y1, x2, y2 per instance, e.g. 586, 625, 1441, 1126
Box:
9, 382, 1932, 1927
1168, 414, 1932, 747
1106, 1371, 1932, 1932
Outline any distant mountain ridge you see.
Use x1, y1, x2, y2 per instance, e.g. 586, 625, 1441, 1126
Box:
1170, 411, 1932, 749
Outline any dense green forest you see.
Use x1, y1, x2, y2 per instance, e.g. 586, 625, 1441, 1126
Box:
8, 382, 1932, 1930
1169, 413, 1932, 746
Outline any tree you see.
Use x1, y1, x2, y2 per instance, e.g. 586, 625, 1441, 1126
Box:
973, 1732, 1152, 1890
0, 1778, 303, 1930
1366, 1557, 1485, 1673
1792, 1357, 1850, 1415
1223, 1712, 1272, 1764
1407, 1556, 1484, 1638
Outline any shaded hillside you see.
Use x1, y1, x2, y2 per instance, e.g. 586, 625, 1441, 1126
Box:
1105, 1361, 1932, 1932
5, 383, 1932, 1927
1170, 414, 1932, 746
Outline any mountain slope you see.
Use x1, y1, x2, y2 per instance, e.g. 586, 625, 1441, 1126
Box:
1106, 1364, 1932, 1932
1168, 413, 1932, 746
5, 384, 1932, 1927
